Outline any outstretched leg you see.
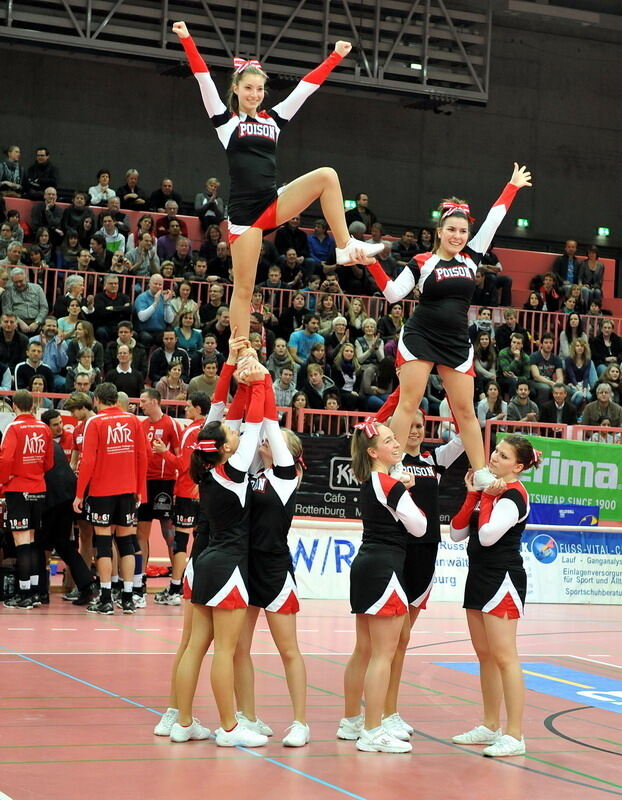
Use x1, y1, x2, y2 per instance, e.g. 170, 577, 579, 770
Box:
389, 360, 433, 452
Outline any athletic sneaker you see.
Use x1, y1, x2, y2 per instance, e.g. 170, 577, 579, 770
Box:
356, 727, 412, 754
154, 708, 179, 736
336, 237, 385, 266
215, 724, 268, 747
30, 593, 42, 607
282, 721, 310, 747
382, 713, 412, 741
483, 734, 526, 757
62, 588, 79, 601
154, 589, 181, 606
473, 467, 496, 491
452, 724, 501, 745
121, 596, 135, 614
337, 713, 364, 740
236, 711, 273, 736
72, 585, 97, 606
86, 599, 114, 615
132, 593, 147, 609
170, 718, 211, 743
3, 595, 34, 610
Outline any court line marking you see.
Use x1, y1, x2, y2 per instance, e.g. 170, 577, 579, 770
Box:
522, 669, 593, 689
6, 628, 34, 631
51, 628, 77, 631
571, 656, 621, 670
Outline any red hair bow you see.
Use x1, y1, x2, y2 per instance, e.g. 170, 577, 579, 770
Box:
194, 439, 218, 453
233, 57, 263, 73
441, 202, 474, 223
353, 417, 379, 438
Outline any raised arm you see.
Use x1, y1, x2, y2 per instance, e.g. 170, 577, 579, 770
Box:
366, 261, 416, 304
173, 22, 228, 120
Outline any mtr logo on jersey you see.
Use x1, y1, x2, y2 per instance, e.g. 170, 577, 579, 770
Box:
434, 265, 473, 281
23, 432, 47, 455
107, 422, 133, 445
239, 121, 277, 141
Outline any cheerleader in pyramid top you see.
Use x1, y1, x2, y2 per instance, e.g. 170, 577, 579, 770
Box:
339, 418, 427, 754
173, 20, 384, 339
170, 335, 271, 748
233, 378, 309, 747
367, 163, 532, 490
450, 434, 540, 758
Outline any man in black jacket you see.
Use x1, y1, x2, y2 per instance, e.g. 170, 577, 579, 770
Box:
24, 147, 60, 201
30, 186, 64, 245
0, 312, 28, 372
104, 321, 147, 377
92, 275, 132, 343
147, 329, 190, 384
538, 383, 578, 426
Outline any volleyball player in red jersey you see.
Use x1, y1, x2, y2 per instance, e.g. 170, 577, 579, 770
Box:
172, 20, 384, 339
74, 382, 149, 615
1, 390, 54, 609
368, 164, 532, 490
152, 392, 211, 605
450, 435, 540, 758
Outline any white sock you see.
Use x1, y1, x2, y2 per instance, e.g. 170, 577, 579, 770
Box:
123, 581, 133, 593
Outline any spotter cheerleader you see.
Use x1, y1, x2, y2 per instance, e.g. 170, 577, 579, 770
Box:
382, 410, 465, 741
450, 434, 540, 758
233, 378, 308, 747
173, 20, 384, 338
339, 419, 426, 754
368, 163, 532, 490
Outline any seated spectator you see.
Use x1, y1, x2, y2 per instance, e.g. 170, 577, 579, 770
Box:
161, 259, 177, 284
296, 341, 330, 388
300, 363, 336, 409
0, 311, 28, 370
274, 215, 310, 257
331, 343, 363, 410
125, 231, 159, 276
417, 227, 434, 253
345, 297, 367, 339
598, 364, 620, 404
155, 363, 188, 415
208, 240, 233, 282
552, 239, 580, 295
126, 213, 156, 250
104, 321, 147, 377
2, 267, 48, 334
61, 191, 95, 234
506, 380, 539, 424
562, 295, 578, 315
355, 318, 385, 367
97, 196, 130, 239
30, 315, 68, 392
291, 390, 311, 432
104, 343, 144, 397
325, 315, 349, 363
307, 218, 335, 266
77, 215, 96, 249
523, 290, 543, 314
205, 305, 231, 356
199, 282, 225, 328
5, 209, 25, 244
0, 241, 26, 269
268, 257, 301, 290
15, 340, 54, 389
98, 212, 126, 254
0, 145, 25, 197
538, 272, 561, 312
249, 311, 275, 358
377, 302, 404, 345
345, 192, 377, 233
65, 346, 101, 392
171, 237, 194, 277
188, 358, 219, 399
32, 226, 54, 265
288, 313, 323, 366
590, 418, 621, 444
319, 272, 348, 306
198, 223, 222, 262
148, 328, 190, 384
29, 374, 54, 412
581, 383, 622, 429
495, 307, 530, 354
58, 229, 81, 268
116, 168, 147, 210
171, 281, 199, 327
530, 332, 564, 406
52, 275, 87, 320
25, 245, 49, 273
361, 355, 397, 412
539, 383, 578, 425
58, 298, 83, 340
471, 268, 496, 307
473, 330, 497, 399
156, 218, 183, 261
91, 275, 132, 343
559, 312, 588, 359
590, 318, 622, 376
194, 177, 224, 229
276, 291, 307, 340
67, 320, 104, 372
88, 168, 116, 206
156, 199, 189, 239
185, 256, 210, 283
565, 339, 597, 407
567, 284, 586, 315
497, 331, 531, 398
24, 147, 59, 201
30, 187, 64, 249
301, 274, 321, 312
476, 380, 507, 429
149, 178, 183, 213
0, 223, 16, 260
578, 245, 604, 310
189, 333, 224, 378
320, 392, 349, 436
266, 337, 299, 380
480, 246, 512, 306
89, 233, 113, 272
248, 332, 267, 366
468, 306, 495, 344
175, 311, 202, 356
134, 274, 175, 347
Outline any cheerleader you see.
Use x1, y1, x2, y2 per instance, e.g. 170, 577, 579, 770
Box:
339, 419, 426, 753
173, 20, 384, 339
233, 380, 309, 746
382, 410, 465, 740
449, 434, 540, 757
367, 164, 532, 490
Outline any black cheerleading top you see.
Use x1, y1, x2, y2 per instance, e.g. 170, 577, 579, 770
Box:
359, 471, 427, 549
179, 36, 344, 224
450, 482, 529, 570
367, 184, 519, 363
402, 437, 464, 543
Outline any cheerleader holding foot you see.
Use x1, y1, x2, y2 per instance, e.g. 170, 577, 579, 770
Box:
339, 419, 427, 753
449, 435, 540, 757
172, 20, 385, 339
382, 410, 464, 741
367, 163, 532, 489
233, 376, 309, 746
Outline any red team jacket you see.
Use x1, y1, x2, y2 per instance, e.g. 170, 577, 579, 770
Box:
0, 413, 54, 493
160, 417, 204, 499
142, 414, 180, 481
76, 406, 148, 501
